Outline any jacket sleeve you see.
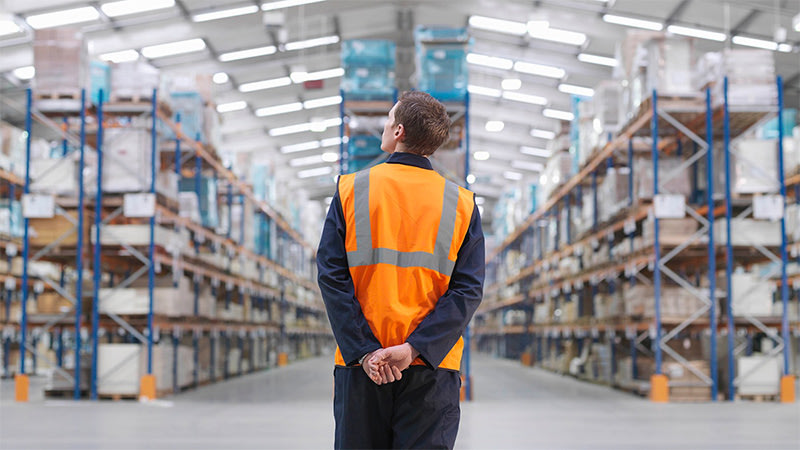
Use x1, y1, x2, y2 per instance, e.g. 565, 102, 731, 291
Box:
317, 186, 382, 366
406, 197, 485, 369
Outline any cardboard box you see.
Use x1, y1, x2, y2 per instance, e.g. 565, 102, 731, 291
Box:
29, 210, 89, 247
737, 355, 780, 396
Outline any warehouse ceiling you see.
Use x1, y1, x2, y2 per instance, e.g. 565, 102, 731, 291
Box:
1, 0, 799, 232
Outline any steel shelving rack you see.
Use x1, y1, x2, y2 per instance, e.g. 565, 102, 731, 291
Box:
475, 77, 798, 403
6, 86, 332, 402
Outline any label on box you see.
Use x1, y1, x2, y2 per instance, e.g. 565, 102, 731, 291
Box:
22, 194, 55, 218
654, 194, 686, 219
753, 195, 784, 221
123, 193, 156, 218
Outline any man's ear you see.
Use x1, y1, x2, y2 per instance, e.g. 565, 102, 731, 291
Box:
394, 123, 405, 141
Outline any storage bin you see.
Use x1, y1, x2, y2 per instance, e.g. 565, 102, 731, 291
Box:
416, 44, 468, 101
166, 91, 206, 142
90, 60, 111, 105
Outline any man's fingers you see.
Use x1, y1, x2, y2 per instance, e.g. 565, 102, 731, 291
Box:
380, 364, 394, 384
391, 366, 402, 381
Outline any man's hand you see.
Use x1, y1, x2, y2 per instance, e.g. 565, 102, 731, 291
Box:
361, 350, 383, 384
366, 343, 420, 385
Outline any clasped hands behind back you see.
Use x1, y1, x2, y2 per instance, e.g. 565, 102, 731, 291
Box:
362, 342, 420, 385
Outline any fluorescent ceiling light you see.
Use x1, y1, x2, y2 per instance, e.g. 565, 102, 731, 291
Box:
290, 154, 326, 167
255, 101, 303, 117
558, 83, 594, 97
217, 101, 247, 113
262, 0, 326, 12
485, 121, 504, 132
280, 140, 321, 154
303, 95, 342, 109
13, 66, 35, 80
468, 15, 527, 36
577, 53, 618, 67
530, 129, 555, 139
794, 13, 800, 32
730, 36, 792, 52
321, 152, 339, 162
269, 117, 341, 136
297, 166, 333, 179
467, 85, 501, 98
305, 67, 344, 81
26, 6, 100, 29
99, 49, 140, 63
521, 146, 551, 158
602, 14, 663, 31
502, 91, 547, 105
501, 78, 522, 90
321, 136, 344, 147
527, 26, 586, 46
0, 19, 21, 37
467, 174, 477, 185
219, 45, 276, 62
503, 171, 523, 181
285, 35, 339, 51
466, 53, 513, 70
290, 70, 308, 83
513, 61, 565, 79
473, 151, 490, 161
239, 76, 291, 93
192, 5, 259, 22
213, 72, 229, 84
511, 160, 545, 172
101, 0, 174, 17
141, 38, 206, 59
543, 108, 574, 121
667, 25, 726, 42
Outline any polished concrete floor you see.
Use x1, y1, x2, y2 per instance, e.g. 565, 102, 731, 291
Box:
1, 355, 798, 449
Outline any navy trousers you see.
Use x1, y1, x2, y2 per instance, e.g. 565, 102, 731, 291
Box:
333, 365, 461, 449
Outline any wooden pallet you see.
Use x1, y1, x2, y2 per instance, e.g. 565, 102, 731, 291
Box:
735, 393, 778, 402
98, 393, 138, 401
34, 90, 83, 101
44, 388, 88, 398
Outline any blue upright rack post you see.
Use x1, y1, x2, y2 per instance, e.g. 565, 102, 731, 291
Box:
650, 90, 664, 398
147, 88, 158, 383
90, 89, 105, 401
704, 87, 718, 402
17, 88, 33, 401
776, 76, 793, 403
722, 76, 736, 401
75, 88, 87, 400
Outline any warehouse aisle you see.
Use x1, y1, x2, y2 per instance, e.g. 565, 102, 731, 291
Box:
1, 355, 798, 449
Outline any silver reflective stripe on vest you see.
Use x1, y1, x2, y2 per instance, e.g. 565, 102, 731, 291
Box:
346, 169, 460, 277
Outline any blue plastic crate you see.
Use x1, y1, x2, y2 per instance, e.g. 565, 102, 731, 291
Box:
348, 135, 383, 158
341, 65, 396, 100
342, 40, 396, 66
758, 108, 797, 139
179, 176, 219, 229
416, 45, 468, 101
90, 60, 110, 105
414, 26, 469, 44
166, 91, 205, 142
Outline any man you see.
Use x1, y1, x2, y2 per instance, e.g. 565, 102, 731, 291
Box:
317, 90, 484, 449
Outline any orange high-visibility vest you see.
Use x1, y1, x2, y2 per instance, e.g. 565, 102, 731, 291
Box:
333, 162, 475, 371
